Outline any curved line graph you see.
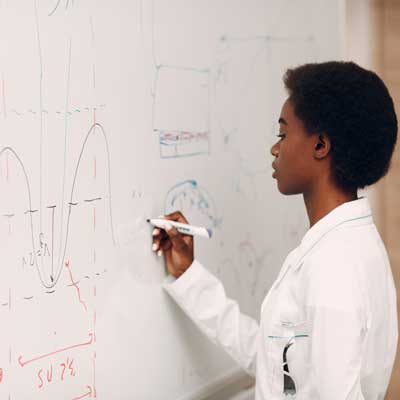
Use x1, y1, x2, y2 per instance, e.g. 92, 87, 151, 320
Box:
58, 122, 116, 283
48, 0, 74, 17
0, 147, 39, 283
48, 0, 62, 16
0, 122, 115, 290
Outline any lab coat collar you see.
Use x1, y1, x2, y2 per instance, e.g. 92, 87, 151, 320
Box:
298, 195, 373, 261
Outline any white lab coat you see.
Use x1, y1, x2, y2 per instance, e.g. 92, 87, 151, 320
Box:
162, 196, 398, 399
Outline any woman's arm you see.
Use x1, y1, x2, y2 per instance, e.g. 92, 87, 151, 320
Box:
152, 211, 259, 377
162, 259, 259, 377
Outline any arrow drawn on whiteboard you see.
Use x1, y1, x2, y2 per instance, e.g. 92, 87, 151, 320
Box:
18, 333, 93, 367
72, 386, 93, 400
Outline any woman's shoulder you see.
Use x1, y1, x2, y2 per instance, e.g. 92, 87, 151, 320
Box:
299, 224, 382, 310
304, 221, 380, 269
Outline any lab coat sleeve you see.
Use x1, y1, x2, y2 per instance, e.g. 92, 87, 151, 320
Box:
162, 259, 259, 377
305, 258, 367, 399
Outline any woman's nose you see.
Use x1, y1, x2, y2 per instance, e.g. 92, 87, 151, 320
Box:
270, 142, 279, 157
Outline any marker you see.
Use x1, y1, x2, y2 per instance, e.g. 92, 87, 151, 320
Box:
146, 218, 212, 239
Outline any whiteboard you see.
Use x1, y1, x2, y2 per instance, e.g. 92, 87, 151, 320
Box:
0, 1, 342, 399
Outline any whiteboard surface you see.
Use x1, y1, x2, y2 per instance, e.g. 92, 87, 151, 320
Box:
0, 1, 341, 399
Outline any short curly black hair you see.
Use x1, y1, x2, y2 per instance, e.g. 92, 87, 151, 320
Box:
283, 61, 398, 192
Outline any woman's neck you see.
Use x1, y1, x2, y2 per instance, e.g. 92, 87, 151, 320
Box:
303, 179, 358, 228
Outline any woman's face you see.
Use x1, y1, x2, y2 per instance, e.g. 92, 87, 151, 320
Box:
270, 98, 322, 195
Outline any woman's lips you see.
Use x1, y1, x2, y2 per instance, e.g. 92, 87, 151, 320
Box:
272, 162, 277, 178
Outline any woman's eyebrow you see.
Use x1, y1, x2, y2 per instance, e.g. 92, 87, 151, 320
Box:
278, 117, 288, 125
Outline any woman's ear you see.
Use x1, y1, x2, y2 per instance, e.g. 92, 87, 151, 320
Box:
314, 134, 330, 158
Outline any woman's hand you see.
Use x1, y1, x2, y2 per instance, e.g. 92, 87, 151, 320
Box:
151, 211, 194, 279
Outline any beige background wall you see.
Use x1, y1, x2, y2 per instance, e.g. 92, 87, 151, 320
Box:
345, 1, 400, 398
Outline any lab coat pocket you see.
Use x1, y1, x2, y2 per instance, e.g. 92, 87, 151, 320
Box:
266, 319, 311, 397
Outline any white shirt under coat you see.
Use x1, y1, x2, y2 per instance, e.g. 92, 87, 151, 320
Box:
162, 196, 398, 399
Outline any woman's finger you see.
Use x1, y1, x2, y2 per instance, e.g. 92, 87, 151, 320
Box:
160, 210, 189, 224
152, 236, 161, 252
160, 237, 173, 251
153, 231, 173, 251
163, 224, 187, 251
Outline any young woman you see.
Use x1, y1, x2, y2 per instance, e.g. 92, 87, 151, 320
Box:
151, 61, 398, 399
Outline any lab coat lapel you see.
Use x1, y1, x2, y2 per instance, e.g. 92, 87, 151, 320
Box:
261, 196, 373, 310
260, 248, 300, 315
